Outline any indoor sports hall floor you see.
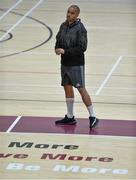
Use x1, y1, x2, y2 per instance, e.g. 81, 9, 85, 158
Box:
0, 0, 136, 179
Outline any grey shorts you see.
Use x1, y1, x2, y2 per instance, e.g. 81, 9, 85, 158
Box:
61, 65, 85, 88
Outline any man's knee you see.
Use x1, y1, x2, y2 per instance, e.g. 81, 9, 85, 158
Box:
78, 87, 86, 94
78, 88, 90, 97
64, 85, 74, 97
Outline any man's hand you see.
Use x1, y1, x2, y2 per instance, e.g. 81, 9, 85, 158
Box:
55, 48, 65, 55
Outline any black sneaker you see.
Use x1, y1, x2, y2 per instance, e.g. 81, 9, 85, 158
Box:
55, 115, 77, 125
89, 116, 99, 128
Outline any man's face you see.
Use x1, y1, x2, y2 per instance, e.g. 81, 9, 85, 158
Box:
66, 7, 79, 24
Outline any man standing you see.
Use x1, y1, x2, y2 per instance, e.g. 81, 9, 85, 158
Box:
55, 5, 99, 128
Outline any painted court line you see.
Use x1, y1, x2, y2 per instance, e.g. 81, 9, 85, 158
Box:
1, 51, 136, 58
96, 55, 123, 95
1, 90, 135, 96
0, 0, 43, 41
0, 0, 23, 21
6, 116, 22, 133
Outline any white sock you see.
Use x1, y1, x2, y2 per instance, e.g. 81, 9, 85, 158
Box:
87, 105, 96, 117
66, 98, 74, 118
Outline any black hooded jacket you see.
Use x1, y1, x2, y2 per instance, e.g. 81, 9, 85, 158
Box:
55, 19, 87, 66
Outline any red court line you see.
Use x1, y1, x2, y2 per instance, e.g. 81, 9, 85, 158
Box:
0, 116, 17, 132
0, 116, 135, 137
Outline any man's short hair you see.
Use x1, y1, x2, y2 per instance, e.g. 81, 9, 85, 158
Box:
69, 5, 80, 14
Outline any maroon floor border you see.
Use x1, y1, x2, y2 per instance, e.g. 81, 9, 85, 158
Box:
0, 116, 17, 132
0, 116, 136, 137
